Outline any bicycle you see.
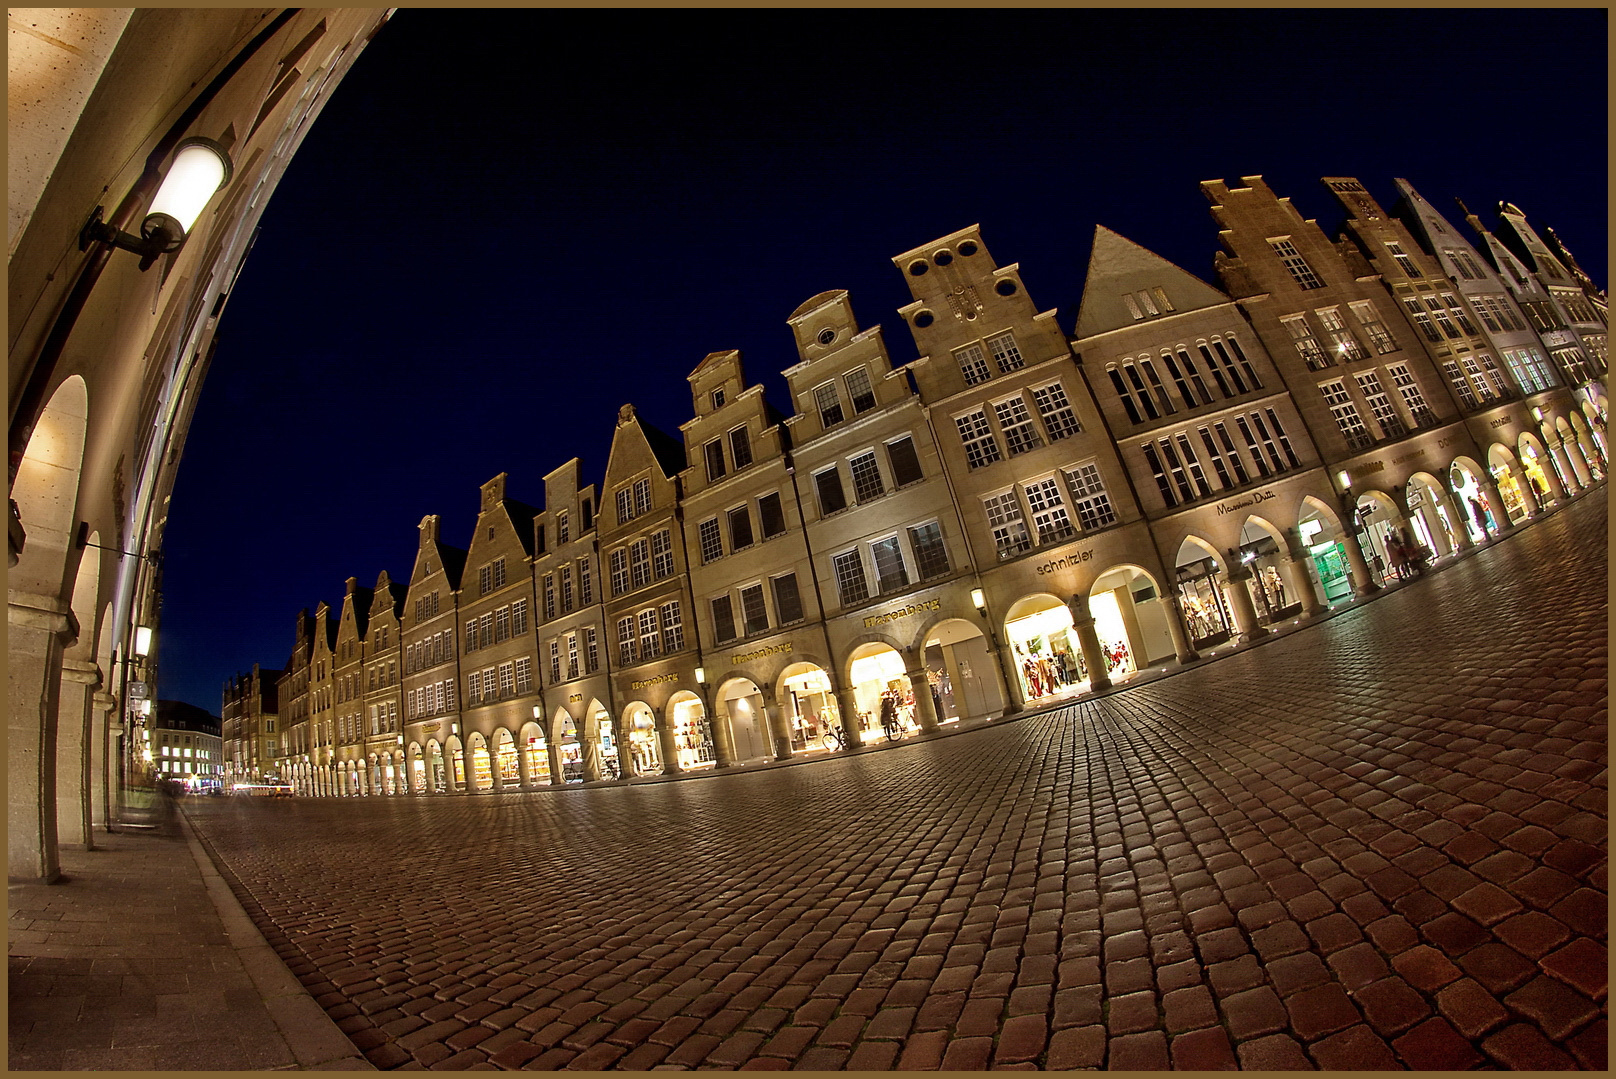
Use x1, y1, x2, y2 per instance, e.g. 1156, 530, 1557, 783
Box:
820, 723, 847, 751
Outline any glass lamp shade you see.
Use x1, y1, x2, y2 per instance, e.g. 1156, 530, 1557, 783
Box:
143, 138, 232, 240
133, 625, 153, 657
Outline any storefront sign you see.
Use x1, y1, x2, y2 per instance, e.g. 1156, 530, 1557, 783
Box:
1391, 448, 1424, 465
1436, 435, 1462, 449
731, 641, 793, 665
1489, 416, 1513, 429
631, 673, 679, 689
862, 597, 941, 627
1541, 329, 1573, 347
1215, 489, 1276, 516
568, 693, 582, 703
1035, 548, 1094, 575
1356, 460, 1385, 476
127, 681, 148, 699
423, 722, 440, 734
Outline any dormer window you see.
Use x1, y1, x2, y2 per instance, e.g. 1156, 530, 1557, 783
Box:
711, 388, 725, 409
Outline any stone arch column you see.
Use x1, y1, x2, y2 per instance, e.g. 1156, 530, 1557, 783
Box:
758, 685, 793, 762
1218, 558, 1265, 642
656, 707, 683, 777
1280, 532, 1327, 616
8, 594, 78, 881
902, 651, 940, 733
581, 727, 602, 783
1561, 431, 1595, 487
546, 737, 566, 787
91, 690, 115, 832
613, 713, 637, 779
56, 658, 99, 849
1428, 486, 1473, 554
1156, 591, 1200, 664
1476, 474, 1516, 535
1066, 592, 1111, 692
835, 686, 865, 749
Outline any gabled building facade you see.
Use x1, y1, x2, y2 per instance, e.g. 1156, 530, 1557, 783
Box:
221, 663, 282, 786
400, 514, 466, 795
360, 571, 406, 793
330, 577, 373, 795
276, 610, 314, 792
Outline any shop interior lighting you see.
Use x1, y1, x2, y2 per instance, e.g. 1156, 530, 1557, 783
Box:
81, 138, 233, 270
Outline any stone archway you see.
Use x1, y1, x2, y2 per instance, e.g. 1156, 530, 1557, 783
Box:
518, 719, 547, 787
918, 620, 1004, 724
492, 728, 519, 789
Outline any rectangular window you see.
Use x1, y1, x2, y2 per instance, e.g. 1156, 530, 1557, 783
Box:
1156, 437, 1195, 501
845, 367, 877, 413
886, 436, 924, 486
638, 608, 660, 660
615, 487, 633, 524
1141, 357, 1179, 412
495, 606, 511, 642
1443, 294, 1478, 336
548, 639, 562, 683
814, 382, 845, 427
629, 539, 651, 588
565, 635, 579, 679
1403, 297, 1442, 342
704, 438, 727, 482
609, 548, 629, 595
516, 656, 533, 694
1198, 427, 1234, 488
1064, 464, 1117, 530
1176, 432, 1214, 496
617, 617, 636, 665
1281, 315, 1331, 370
1270, 238, 1325, 289
633, 478, 652, 517
479, 564, 492, 595
556, 512, 569, 545
849, 450, 885, 502
1247, 411, 1291, 471
468, 671, 483, 705
1320, 380, 1372, 447
479, 613, 494, 648
698, 517, 723, 563
728, 506, 754, 550
578, 559, 592, 605
651, 529, 674, 578
584, 626, 598, 673
740, 584, 769, 635
1315, 308, 1363, 363
660, 601, 684, 652
711, 595, 737, 643
1032, 382, 1083, 441
757, 492, 787, 538
560, 566, 574, 612
1108, 366, 1143, 424
870, 536, 909, 594
1443, 360, 1479, 408
1348, 300, 1398, 354
1234, 415, 1271, 477
1176, 348, 1215, 405
1025, 478, 1076, 543
728, 425, 752, 470
1354, 371, 1405, 437
814, 466, 847, 516
772, 574, 804, 625
996, 396, 1042, 455
1425, 296, 1461, 339
1264, 409, 1304, 469
1384, 241, 1423, 278
498, 662, 515, 698
832, 550, 869, 606
1123, 361, 1162, 419
954, 343, 992, 385
544, 574, 556, 620
956, 409, 1002, 469
984, 491, 1031, 559
909, 522, 949, 579
1461, 354, 1502, 401
986, 331, 1025, 373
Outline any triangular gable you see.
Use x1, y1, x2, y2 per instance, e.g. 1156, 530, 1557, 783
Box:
1073, 226, 1230, 340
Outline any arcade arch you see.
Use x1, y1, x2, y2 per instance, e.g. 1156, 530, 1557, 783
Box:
919, 619, 1004, 724
518, 719, 548, 787
664, 690, 714, 771
493, 728, 519, 788
623, 702, 661, 776
716, 677, 775, 763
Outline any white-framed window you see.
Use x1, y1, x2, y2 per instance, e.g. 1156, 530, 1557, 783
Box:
495, 606, 511, 642
651, 529, 675, 579
849, 450, 885, 502
1032, 382, 1082, 440
549, 639, 562, 683
560, 566, 573, 612
498, 662, 515, 698
468, 671, 483, 705
543, 575, 556, 620
729, 425, 752, 469
1443, 294, 1478, 336
577, 559, 592, 605
698, 517, 723, 563
633, 478, 652, 517
1196, 427, 1235, 489
479, 613, 494, 648
832, 549, 869, 606
615, 487, 633, 524
814, 381, 845, 427
1281, 315, 1330, 370
616, 617, 636, 666
630, 538, 651, 588
956, 409, 1002, 469
1064, 463, 1117, 530
1402, 297, 1442, 343
1315, 308, 1363, 363
740, 584, 769, 635
1354, 371, 1404, 437
995, 395, 1042, 455
704, 438, 727, 483
870, 535, 908, 594
987, 331, 1025, 373
844, 367, 877, 413
660, 601, 684, 652
984, 491, 1030, 559
1320, 380, 1372, 446
1348, 300, 1397, 354
908, 521, 949, 579
638, 609, 660, 660
1270, 238, 1325, 289
516, 656, 533, 695
565, 634, 579, 680
1025, 477, 1076, 544
584, 626, 598, 673
1172, 347, 1216, 405
954, 343, 992, 385
1385, 363, 1431, 417
1261, 408, 1303, 469
556, 511, 570, 545
1425, 296, 1461, 339
609, 547, 630, 595
1383, 241, 1423, 278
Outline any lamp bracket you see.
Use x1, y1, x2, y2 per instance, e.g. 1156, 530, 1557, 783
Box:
79, 206, 180, 271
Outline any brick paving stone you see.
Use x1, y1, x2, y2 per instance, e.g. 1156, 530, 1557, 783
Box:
1108, 1029, 1169, 1069
1504, 975, 1601, 1040
1306, 1023, 1400, 1070
1539, 937, 1608, 1000
1284, 984, 1362, 1042
1169, 1025, 1237, 1070
1043, 1025, 1104, 1069
1435, 977, 1511, 1040
1235, 1033, 1312, 1070
1459, 941, 1539, 994
1482, 1022, 1580, 1069
1391, 1016, 1487, 1070
1220, 986, 1288, 1039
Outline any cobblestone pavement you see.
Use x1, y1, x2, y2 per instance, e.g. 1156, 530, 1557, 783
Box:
185, 496, 1606, 1071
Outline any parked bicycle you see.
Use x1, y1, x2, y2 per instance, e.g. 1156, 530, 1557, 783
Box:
820, 722, 848, 751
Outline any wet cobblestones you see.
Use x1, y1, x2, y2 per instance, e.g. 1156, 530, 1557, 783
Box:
186, 496, 1606, 1069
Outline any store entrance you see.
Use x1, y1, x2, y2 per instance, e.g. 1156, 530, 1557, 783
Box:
779, 663, 838, 750
666, 691, 715, 770
718, 678, 772, 763
1003, 596, 1086, 703
846, 644, 917, 742
557, 714, 583, 783
625, 703, 660, 776
921, 619, 1003, 723
1174, 541, 1232, 648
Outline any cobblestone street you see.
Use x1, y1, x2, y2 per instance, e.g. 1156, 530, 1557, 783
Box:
183, 496, 1606, 1071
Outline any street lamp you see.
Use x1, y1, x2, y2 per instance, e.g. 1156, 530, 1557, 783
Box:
80, 138, 233, 270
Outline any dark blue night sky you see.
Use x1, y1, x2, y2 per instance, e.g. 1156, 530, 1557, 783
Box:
160, 8, 1608, 711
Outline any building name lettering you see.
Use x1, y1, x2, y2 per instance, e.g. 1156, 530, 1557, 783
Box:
1436, 435, 1462, 449
1489, 417, 1513, 429
423, 722, 440, 734
732, 641, 793, 665
631, 673, 679, 690
1356, 460, 1386, 476
863, 598, 941, 627
568, 693, 582, 703
1215, 489, 1276, 516
1391, 449, 1424, 465
1036, 548, 1094, 574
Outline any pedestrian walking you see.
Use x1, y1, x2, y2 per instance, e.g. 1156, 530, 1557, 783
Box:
1386, 532, 1408, 580
1469, 496, 1491, 537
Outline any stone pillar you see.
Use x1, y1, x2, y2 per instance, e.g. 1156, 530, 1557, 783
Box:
9, 593, 75, 881
55, 659, 98, 849
1066, 593, 1111, 692
1219, 562, 1266, 642
1154, 593, 1199, 665
707, 691, 738, 767
657, 708, 683, 776
614, 714, 637, 779
987, 632, 1023, 716
1477, 475, 1516, 535
581, 731, 603, 783
1432, 488, 1474, 553
1562, 433, 1595, 487
91, 690, 114, 832
835, 686, 866, 749
903, 656, 940, 732
1282, 532, 1328, 615
547, 740, 565, 787
1542, 438, 1576, 497
1337, 516, 1380, 596
761, 688, 793, 762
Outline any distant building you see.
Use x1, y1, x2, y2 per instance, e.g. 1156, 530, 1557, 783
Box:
152, 701, 224, 790
220, 666, 282, 785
